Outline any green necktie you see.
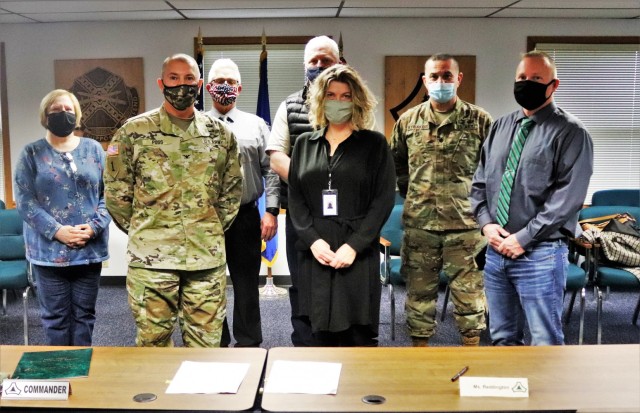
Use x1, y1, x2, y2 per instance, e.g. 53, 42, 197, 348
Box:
496, 118, 535, 227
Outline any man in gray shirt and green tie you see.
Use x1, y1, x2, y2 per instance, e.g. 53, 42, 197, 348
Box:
470, 50, 593, 346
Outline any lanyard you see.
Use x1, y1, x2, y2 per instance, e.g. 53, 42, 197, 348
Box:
326, 141, 343, 191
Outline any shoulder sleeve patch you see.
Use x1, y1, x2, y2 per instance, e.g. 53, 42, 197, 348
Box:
107, 143, 119, 156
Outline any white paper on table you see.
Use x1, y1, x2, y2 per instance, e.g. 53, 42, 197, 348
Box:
165, 361, 250, 394
264, 360, 342, 394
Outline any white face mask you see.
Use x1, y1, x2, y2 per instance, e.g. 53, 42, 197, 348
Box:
324, 100, 353, 124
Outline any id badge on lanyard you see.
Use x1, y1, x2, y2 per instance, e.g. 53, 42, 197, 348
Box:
322, 189, 338, 216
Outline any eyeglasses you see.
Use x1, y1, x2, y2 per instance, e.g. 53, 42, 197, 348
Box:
62, 152, 77, 174
211, 78, 239, 86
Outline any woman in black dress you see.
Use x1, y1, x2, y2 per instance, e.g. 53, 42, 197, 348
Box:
288, 65, 396, 346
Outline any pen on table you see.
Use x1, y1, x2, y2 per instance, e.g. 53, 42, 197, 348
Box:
451, 366, 469, 382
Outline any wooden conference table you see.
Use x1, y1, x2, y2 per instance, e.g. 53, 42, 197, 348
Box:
1, 344, 638, 412
262, 345, 640, 413
0, 345, 266, 411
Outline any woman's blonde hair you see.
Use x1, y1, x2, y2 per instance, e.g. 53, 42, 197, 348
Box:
39, 89, 82, 129
307, 64, 377, 130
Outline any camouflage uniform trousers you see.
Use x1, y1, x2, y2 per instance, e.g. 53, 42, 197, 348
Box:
402, 227, 486, 339
126, 265, 227, 347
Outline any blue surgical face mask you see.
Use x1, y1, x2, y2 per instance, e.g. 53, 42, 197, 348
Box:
428, 82, 456, 104
305, 66, 325, 84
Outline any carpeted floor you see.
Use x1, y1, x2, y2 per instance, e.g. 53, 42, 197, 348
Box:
1, 281, 638, 347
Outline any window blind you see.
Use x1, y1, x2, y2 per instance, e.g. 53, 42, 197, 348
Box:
536, 43, 639, 204
203, 44, 305, 123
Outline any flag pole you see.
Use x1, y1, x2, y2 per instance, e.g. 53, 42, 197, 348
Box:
259, 266, 288, 299
257, 29, 287, 299
194, 27, 205, 111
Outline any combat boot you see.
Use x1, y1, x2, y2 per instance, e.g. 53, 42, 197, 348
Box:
462, 336, 480, 346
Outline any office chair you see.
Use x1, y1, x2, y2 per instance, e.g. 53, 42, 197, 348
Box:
565, 263, 587, 344
578, 204, 640, 344
380, 204, 403, 341
565, 237, 592, 345
591, 189, 640, 207
380, 203, 450, 340
0, 208, 33, 345
594, 264, 640, 344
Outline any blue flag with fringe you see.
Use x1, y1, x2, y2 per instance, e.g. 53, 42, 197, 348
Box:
257, 46, 278, 267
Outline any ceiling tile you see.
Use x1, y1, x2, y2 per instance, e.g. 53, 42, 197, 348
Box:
182, 8, 337, 19
494, 8, 640, 18
341, 7, 498, 18
0, 13, 35, 24
514, 0, 640, 9
0, 1, 172, 13
344, 0, 513, 6
21, 10, 183, 23
170, 0, 341, 9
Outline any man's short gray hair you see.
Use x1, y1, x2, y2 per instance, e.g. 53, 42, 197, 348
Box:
304, 35, 339, 63
207, 58, 241, 84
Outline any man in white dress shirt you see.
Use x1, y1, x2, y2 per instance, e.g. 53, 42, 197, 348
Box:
206, 58, 279, 347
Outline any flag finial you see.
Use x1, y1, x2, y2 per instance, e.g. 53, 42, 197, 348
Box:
339, 32, 346, 64
261, 28, 267, 52
197, 27, 203, 54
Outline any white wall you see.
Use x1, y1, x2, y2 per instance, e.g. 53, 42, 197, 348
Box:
1, 17, 636, 275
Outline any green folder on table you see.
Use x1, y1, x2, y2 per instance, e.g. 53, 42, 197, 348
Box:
11, 348, 92, 380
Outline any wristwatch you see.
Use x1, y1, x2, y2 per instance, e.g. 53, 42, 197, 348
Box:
266, 207, 279, 216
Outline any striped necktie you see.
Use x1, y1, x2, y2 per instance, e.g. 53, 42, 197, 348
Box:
496, 118, 535, 227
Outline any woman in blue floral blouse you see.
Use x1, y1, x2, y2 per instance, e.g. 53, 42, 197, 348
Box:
14, 89, 111, 346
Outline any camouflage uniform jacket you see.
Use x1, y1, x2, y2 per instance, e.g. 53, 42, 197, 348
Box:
104, 106, 242, 271
390, 99, 492, 231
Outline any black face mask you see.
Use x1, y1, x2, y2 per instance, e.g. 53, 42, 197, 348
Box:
513, 79, 555, 110
47, 111, 77, 137
162, 82, 199, 111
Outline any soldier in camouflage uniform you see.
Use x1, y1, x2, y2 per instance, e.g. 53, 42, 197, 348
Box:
390, 54, 492, 346
104, 54, 242, 347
